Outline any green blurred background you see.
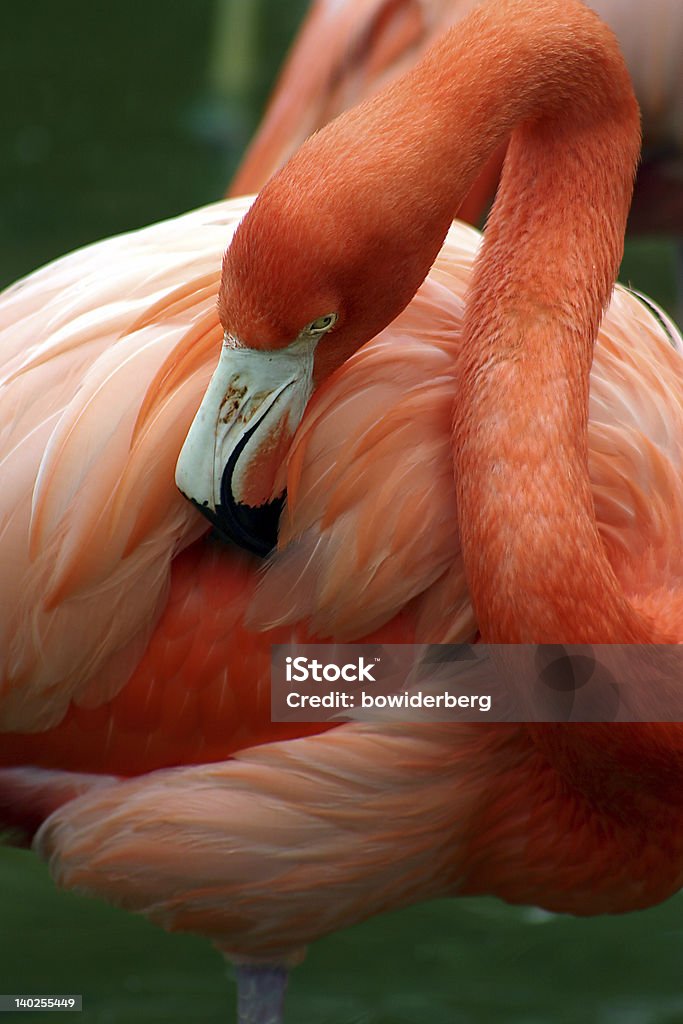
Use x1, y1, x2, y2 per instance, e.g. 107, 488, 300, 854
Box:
1, 2, 682, 1022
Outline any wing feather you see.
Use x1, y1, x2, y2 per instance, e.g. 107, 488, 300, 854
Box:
0, 199, 251, 730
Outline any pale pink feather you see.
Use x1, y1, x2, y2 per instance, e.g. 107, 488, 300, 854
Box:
32, 723, 512, 959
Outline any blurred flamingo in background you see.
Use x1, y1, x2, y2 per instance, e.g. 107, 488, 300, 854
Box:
2, 1, 683, 1022
229, 0, 683, 233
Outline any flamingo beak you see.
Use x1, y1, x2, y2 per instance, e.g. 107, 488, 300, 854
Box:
175, 334, 315, 555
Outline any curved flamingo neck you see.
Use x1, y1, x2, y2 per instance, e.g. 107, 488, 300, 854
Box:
427, 2, 682, 805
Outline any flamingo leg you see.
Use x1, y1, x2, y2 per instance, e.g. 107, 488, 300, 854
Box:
233, 964, 289, 1024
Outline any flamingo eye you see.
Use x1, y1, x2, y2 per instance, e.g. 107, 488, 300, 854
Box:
305, 313, 337, 335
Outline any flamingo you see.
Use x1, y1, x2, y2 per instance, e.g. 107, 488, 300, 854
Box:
2, 1, 683, 1021
229, 0, 683, 233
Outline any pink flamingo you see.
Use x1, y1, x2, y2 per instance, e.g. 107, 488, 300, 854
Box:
2, 1, 683, 1020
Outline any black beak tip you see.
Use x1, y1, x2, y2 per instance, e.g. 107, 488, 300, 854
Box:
219, 492, 285, 557
184, 494, 284, 558
179, 399, 287, 558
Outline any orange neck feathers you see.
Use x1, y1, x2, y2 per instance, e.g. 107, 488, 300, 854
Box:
443, 5, 650, 642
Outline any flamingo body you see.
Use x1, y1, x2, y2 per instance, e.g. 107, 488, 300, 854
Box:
1, 202, 683, 939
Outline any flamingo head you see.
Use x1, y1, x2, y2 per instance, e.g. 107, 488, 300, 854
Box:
176, 79, 455, 554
